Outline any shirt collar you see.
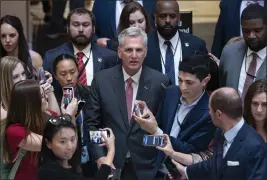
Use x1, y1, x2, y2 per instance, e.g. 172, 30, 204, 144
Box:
180, 90, 205, 107
122, 67, 142, 84
224, 118, 245, 143
157, 31, 180, 50
73, 43, 92, 58
246, 47, 266, 60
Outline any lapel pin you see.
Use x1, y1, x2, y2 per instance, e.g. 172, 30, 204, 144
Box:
185, 43, 189, 47
98, 58, 102, 62
144, 86, 148, 90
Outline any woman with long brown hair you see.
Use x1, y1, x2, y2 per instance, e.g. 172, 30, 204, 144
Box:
2, 80, 77, 180
244, 79, 267, 143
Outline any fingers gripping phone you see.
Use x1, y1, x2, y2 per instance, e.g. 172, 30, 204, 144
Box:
62, 87, 74, 108
143, 135, 165, 147
39, 67, 47, 84
75, 100, 86, 117
88, 130, 110, 144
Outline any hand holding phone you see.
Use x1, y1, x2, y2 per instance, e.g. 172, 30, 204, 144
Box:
143, 135, 165, 147
89, 130, 110, 144
134, 100, 150, 119
164, 157, 180, 179
75, 100, 86, 117
39, 67, 47, 84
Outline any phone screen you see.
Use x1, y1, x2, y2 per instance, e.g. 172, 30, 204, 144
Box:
89, 130, 110, 144
39, 67, 47, 83
63, 87, 74, 108
143, 135, 164, 147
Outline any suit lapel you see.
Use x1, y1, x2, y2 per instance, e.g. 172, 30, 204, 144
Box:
112, 66, 129, 130
166, 96, 180, 134
256, 56, 267, 80
232, 45, 246, 90
219, 123, 247, 177
92, 44, 103, 73
179, 31, 192, 58
109, 0, 117, 37
130, 67, 152, 133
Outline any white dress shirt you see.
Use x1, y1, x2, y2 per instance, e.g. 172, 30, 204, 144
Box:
116, 0, 143, 28
157, 31, 182, 85
238, 47, 266, 95
239, 1, 264, 35
73, 44, 94, 85
170, 91, 205, 138
123, 67, 142, 115
185, 119, 245, 179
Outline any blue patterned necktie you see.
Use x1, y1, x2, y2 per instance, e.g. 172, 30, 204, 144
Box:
164, 41, 175, 84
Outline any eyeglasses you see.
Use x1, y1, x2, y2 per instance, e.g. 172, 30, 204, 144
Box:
48, 115, 72, 126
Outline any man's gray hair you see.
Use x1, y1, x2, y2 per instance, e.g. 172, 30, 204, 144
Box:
118, 27, 147, 48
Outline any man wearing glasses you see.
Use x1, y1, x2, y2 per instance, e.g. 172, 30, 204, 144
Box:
219, 4, 267, 100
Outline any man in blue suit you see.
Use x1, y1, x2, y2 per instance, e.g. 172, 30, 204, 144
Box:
92, 0, 156, 40
43, 8, 118, 92
174, 87, 267, 180
144, 0, 208, 85
211, 0, 265, 58
134, 55, 215, 159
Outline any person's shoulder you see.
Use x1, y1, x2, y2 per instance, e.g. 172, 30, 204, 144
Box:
45, 43, 72, 56
6, 123, 25, 137
30, 50, 43, 69
144, 66, 168, 79
94, 65, 120, 78
221, 39, 245, 57
93, 43, 117, 56
179, 31, 205, 44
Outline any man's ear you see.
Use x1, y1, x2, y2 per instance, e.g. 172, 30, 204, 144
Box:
202, 74, 211, 86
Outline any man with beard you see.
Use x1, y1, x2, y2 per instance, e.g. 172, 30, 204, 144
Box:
144, 0, 208, 85
43, 8, 118, 92
219, 4, 267, 101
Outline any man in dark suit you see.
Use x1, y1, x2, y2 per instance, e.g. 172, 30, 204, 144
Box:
85, 27, 169, 180
134, 55, 215, 165
145, 0, 208, 85
52, 53, 98, 177
211, 0, 265, 58
43, 8, 118, 92
92, 0, 156, 40
219, 4, 267, 100
174, 87, 267, 180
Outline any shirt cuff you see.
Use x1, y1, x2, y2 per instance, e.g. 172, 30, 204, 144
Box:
184, 166, 189, 180
154, 128, 163, 135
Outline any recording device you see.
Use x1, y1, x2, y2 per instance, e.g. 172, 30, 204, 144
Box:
39, 67, 47, 84
88, 130, 110, 144
110, 169, 122, 180
164, 157, 179, 178
62, 87, 74, 108
143, 135, 165, 147
75, 100, 86, 117
134, 103, 150, 119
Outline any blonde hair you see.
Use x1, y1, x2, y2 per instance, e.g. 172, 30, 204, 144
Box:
0, 56, 25, 110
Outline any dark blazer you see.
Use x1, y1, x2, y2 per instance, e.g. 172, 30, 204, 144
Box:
158, 86, 215, 157
43, 42, 118, 94
144, 30, 208, 73
187, 123, 267, 180
85, 65, 169, 180
92, 0, 156, 39
219, 40, 266, 90
211, 0, 267, 58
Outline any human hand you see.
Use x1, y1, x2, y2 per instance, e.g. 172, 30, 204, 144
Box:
97, 38, 110, 47
156, 134, 175, 157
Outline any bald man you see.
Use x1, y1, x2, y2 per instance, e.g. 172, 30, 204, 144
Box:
174, 87, 267, 180
144, 0, 208, 85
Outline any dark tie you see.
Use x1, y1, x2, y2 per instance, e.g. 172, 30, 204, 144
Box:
164, 41, 175, 84
242, 53, 257, 100
126, 78, 133, 123
216, 133, 225, 170
77, 52, 87, 85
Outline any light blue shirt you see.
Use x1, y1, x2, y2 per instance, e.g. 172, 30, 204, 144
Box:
170, 91, 205, 138
185, 118, 245, 179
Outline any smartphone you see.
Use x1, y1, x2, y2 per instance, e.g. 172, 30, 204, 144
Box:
62, 87, 74, 108
134, 104, 142, 117
39, 67, 47, 84
75, 100, 86, 117
110, 169, 121, 180
164, 157, 179, 178
143, 135, 165, 147
89, 130, 110, 144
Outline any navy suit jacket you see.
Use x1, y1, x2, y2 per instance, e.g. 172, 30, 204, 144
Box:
43, 42, 118, 93
92, 0, 156, 39
157, 86, 215, 163
187, 123, 267, 180
144, 30, 208, 73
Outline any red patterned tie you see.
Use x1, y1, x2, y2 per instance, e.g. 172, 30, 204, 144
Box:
126, 78, 133, 123
242, 53, 257, 100
77, 52, 87, 85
